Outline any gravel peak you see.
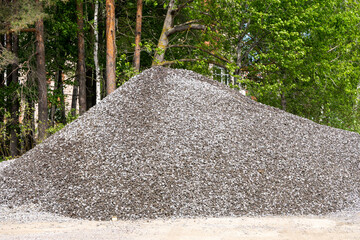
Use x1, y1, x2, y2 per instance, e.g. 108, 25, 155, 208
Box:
1, 66, 359, 220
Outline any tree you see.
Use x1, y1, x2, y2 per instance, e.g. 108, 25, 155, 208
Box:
240, 0, 360, 131
9, 33, 20, 157
77, 0, 86, 115
106, 0, 116, 95
153, 0, 360, 132
152, 0, 206, 66
94, 0, 101, 103
0, 0, 45, 156
35, 0, 48, 142
133, 0, 143, 72
0, 0, 359, 161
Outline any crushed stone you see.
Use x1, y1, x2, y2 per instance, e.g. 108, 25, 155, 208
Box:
0, 66, 359, 220
0, 204, 76, 223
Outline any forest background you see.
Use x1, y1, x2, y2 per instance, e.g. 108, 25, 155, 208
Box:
0, 0, 359, 160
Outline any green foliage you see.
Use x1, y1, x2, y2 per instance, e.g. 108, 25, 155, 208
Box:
243, 0, 360, 132
0, 156, 13, 163
0, 48, 16, 71
116, 54, 138, 87
161, 0, 360, 133
0, 92, 34, 161
46, 111, 78, 135
0, 0, 45, 34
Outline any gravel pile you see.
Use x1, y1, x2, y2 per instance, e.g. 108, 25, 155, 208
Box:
1, 67, 359, 220
0, 204, 76, 223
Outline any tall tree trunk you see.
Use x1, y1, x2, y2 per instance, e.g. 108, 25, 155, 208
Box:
86, 67, 96, 109
133, 0, 143, 72
94, 0, 101, 103
152, 0, 175, 65
5, 32, 13, 156
0, 33, 5, 157
9, 33, 19, 157
77, 0, 86, 115
106, 0, 116, 95
18, 60, 27, 154
71, 84, 78, 117
0, 69, 3, 123
36, 15, 48, 142
0, 34, 4, 125
29, 99, 36, 149
57, 70, 66, 124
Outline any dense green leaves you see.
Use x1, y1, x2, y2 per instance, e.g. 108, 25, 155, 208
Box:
187, 0, 359, 132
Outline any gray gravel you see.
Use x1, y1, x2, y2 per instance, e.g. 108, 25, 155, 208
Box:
0, 66, 359, 220
0, 204, 76, 223
0, 159, 15, 177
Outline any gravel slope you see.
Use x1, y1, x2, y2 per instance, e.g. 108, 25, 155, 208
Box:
0, 66, 359, 220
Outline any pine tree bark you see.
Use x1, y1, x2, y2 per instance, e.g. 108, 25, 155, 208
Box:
94, 0, 101, 103
106, 0, 116, 95
35, 15, 48, 141
133, 0, 143, 72
77, 0, 86, 115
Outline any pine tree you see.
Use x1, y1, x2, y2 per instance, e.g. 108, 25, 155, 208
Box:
106, 0, 116, 95
133, 0, 143, 72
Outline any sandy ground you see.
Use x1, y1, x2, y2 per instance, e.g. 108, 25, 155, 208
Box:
1, 213, 360, 240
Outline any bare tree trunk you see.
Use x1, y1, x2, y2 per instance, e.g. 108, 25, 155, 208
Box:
30, 99, 36, 149
77, 0, 86, 115
35, 15, 48, 142
133, 0, 143, 72
5, 32, 11, 127
152, 0, 204, 66
106, 0, 116, 95
71, 83, 78, 117
94, 0, 101, 103
57, 70, 66, 124
152, 0, 175, 65
86, 67, 96, 109
0, 34, 4, 125
9, 33, 19, 157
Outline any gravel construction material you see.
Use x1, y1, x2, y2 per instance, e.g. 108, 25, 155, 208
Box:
0, 204, 76, 223
1, 66, 359, 220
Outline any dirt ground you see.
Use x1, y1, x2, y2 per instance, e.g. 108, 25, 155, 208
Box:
1, 214, 360, 240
